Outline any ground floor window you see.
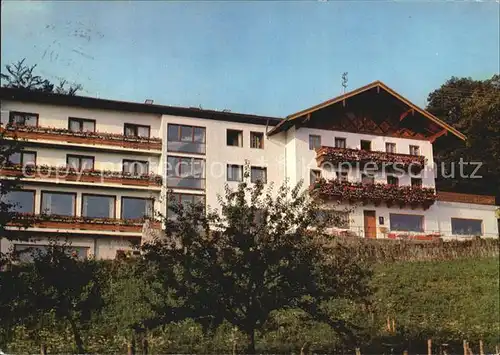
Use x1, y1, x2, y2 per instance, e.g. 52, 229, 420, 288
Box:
14, 244, 89, 263
451, 218, 482, 236
390, 213, 424, 232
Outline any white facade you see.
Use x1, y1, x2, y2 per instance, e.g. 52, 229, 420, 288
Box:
1, 85, 498, 259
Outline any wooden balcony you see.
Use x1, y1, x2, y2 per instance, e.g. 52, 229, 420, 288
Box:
437, 191, 496, 206
311, 178, 436, 209
316, 146, 426, 171
8, 214, 160, 233
1, 165, 162, 187
2, 125, 162, 151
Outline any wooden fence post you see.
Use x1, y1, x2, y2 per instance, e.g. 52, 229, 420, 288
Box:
355, 347, 361, 355
128, 339, 136, 355
479, 340, 484, 355
40, 343, 47, 355
403, 351, 408, 355
427, 338, 432, 355
463, 340, 468, 355
142, 337, 148, 355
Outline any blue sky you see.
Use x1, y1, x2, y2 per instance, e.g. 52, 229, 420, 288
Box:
1, 1, 498, 117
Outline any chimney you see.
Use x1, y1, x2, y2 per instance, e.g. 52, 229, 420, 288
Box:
144, 99, 154, 104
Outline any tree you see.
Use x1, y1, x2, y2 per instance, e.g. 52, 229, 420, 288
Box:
1, 58, 82, 95
427, 75, 500, 201
141, 177, 372, 353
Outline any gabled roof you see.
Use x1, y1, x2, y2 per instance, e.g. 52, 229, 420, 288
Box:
268, 80, 466, 140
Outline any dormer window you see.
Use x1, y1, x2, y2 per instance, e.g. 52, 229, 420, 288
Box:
360, 140, 371, 151
124, 123, 150, 138
386, 143, 396, 153
69, 117, 95, 132
409, 145, 420, 156
335, 138, 346, 149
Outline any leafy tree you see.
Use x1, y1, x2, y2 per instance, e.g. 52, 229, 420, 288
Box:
141, 177, 372, 353
427, 75, 500, 200
1, 58, 82, 95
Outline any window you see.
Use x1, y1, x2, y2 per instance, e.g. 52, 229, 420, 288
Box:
167, 156, 205, 189
14, 244, 88, 263
124, 123, 150, 138
68, 117, 95, 132
41, 192, 76, 216
227, 129, 243, 147
309, 135, 321, 150
360, 140, 371, 151
409, 145, 420, 156
82, 194, 115, 218
168, 193, 205, 218
9, 111, 38, 127
67, 155, 94, 171
390, 214, 424, 232
123, 160, 149, 175
335, 138, 346, 149
362, 174, 374, 185
251, 167, 267, 183
387, 175, 399, 186
8, 151, 36, 166
121, 197, 153, 219
1, 190, 35, 213
338, 170, 348, 182
310, 169, 321, 185
386, 143, 396, 153
451, 218, 483, 236
250, 132, 264, 149
167, 124, 206, 154
411, 178, 422, 188
227, 164, 243, 182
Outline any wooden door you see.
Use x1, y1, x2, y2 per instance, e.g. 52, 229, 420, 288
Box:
363, 210, 377, 239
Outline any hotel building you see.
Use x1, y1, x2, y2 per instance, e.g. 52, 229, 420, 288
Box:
1, 81, 498, 258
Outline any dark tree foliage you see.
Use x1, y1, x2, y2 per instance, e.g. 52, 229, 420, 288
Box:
141, 178, 372, 354
427, 75, 500, 201
0, 242, 104, 353
1, 58, 82, 95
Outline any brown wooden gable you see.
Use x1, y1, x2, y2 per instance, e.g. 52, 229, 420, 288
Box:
268, 81, 466, 141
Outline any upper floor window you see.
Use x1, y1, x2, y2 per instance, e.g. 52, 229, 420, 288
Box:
123, 160, 149, 176
82, 194, 115, 218
124, 123, 150, 138
338, 170, 348, 182
1, 190, 35, 213
67, 154, 94, 171
335, 138, 346, 149
361, 174, 374, 185
451, 218, 482, 236
121, 197, 153, 219
8, 151, 36, 166
251, 167, 267, 183
167, 124, 206, 154
167, 156, 205, 189
390, 214, 424, 232
227, 129, 243, 147
309, 135, 321, 150
360, 140, 371, 151
168, 193, 205, 218
411, 178, 422, 188
41, 191, 76, 216
68, 117, 95, 132
250, 132, 264, 149
9, 111, 38, 127
386, 143, 396, 153
409, 145, 420, 156
387, 175, 399, 186
310, 169, 321, 186
227, 164, 243, 182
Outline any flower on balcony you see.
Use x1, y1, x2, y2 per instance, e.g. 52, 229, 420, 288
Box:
311, 178, 436, 209
4, 124, 162, 144
316, 146, 426, 171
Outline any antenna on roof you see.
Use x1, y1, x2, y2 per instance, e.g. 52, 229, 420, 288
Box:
341, 72, 348, 94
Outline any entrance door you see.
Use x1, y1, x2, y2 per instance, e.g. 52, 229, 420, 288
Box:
363, 210, 377, 238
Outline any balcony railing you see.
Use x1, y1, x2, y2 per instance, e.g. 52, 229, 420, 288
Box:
316, 146, 426, 171
8, 213, 160, 233
2, 125, 162, 151
311, 178, 436, 209
167, 176, 205, 190
1, 164, 163, 187
167, 141, 206, 154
